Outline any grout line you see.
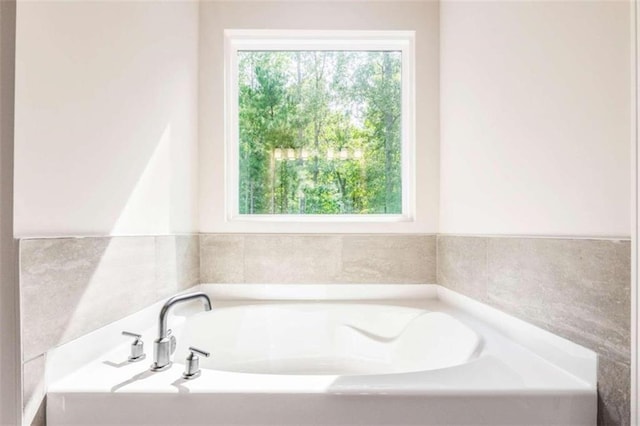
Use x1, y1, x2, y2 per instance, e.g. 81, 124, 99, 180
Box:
16, 232, 630, 242
241, 234, 247, 284
484, 237, 489, 302
435, 234, 439, 286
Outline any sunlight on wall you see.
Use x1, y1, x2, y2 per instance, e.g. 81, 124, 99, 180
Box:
59, 237, 156, 344
14, 1, 199, 237
62, 123, 177, 343
111, 125, 172, 235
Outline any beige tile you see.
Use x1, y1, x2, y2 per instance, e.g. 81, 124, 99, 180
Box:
437, 236, 488, 302
22, 355, 45, 426
598, 357, 630, 426
200, 234, 244, 283
20, 236, 157, 360
20, 237, 107, 360
340, 235, 435, 283
156, 235, 200, 294
22, 355, 44, 411
201, 234, 436, 284
487, 238, 630, 362
243, 235, 342, 284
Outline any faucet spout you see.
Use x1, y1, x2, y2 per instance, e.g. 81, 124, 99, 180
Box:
151, 291, 212, 371
158, 292, 211, 339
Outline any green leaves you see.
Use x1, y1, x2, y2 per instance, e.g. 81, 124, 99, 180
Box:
238, 50, 402, 215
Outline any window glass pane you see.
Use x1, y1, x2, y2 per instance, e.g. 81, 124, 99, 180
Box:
238, 50, 402, 215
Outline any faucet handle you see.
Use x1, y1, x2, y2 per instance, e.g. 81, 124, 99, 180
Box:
122, 331, 146, 362
188, 346, 210, 358
122, 331, 142, 339
182, 346, 210, 380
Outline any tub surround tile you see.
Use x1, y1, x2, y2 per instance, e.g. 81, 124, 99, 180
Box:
20, 235, 200, 361
437, 236, 630, 362
486, 238, 630, 363
20, 237, 112, 360
156, 235, 200, 293
199, 234, 437, 284
22, 354, 44, 411
22, 354, 45, 426
437, 235, 631, 426
437, 236, 488, 302
243, 235, 343, 284
598, 357, 631, 426
200, 234, 245, 283
341, 235, 435, 284
20, 237, 155, 360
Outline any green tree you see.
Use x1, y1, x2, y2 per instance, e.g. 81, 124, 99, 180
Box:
238, 50, 402, 215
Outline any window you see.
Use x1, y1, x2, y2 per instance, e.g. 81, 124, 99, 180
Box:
225, 30, 415, 222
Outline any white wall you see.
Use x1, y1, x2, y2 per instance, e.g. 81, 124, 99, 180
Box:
13, 0, 631, 238
440, 0, 632, 237
199, 0, 440, 233
0, 0, 19, 424
14, 1, 200, 238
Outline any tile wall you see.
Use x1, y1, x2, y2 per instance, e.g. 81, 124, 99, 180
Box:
200, 234, 437, 284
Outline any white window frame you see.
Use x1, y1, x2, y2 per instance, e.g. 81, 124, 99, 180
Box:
224, 29, 416, 224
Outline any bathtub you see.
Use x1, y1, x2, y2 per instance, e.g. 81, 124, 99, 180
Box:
179, 303, 481, 376
47, 285, 597, 425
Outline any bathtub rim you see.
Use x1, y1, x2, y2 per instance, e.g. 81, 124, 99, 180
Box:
44, 284, 597, 391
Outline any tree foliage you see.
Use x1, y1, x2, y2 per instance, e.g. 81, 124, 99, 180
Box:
238, 50, 402, 215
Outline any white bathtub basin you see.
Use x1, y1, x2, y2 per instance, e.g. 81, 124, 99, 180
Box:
178, 304, 481, 375
46, 285, 597, 426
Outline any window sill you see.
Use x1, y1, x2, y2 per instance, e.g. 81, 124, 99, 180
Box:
228, 214, 413, 223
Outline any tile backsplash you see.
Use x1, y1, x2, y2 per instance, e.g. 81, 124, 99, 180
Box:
20, 235, 199, 361
200, 234, 437, 284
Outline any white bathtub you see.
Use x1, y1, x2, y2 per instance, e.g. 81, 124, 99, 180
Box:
179, 303, 482, 376
47, 285, 597, 426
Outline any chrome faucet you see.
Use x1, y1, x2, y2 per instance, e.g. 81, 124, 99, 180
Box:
150, 292, 212, 371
